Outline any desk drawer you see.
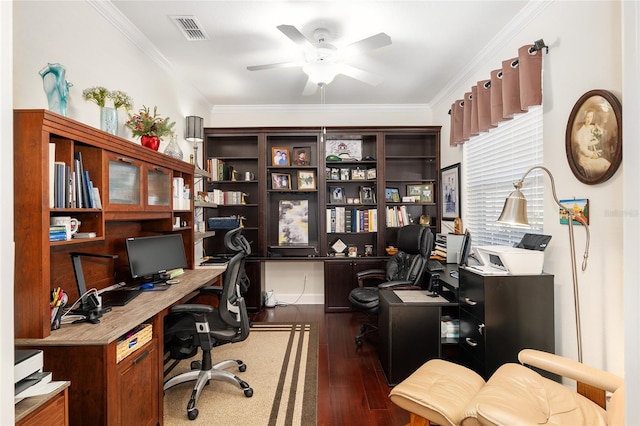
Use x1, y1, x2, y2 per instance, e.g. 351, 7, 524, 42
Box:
459, 269, 485, 319
459, 308, 485, 364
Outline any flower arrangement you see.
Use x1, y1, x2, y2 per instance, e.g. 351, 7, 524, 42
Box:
125, 105, 176, 138
82, 86, 133, 110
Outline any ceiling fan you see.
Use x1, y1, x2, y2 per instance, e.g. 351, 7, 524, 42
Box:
247, 24, 392, 96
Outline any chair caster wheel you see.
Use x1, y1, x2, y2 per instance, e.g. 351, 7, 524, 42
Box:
244, 387, 254, 397
188, 408, 199, 420
190, 360, 202, 370
239, 364, 247, 372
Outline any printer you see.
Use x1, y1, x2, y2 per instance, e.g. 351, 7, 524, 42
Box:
475, 245, 545, 275
15, 349, 43, 385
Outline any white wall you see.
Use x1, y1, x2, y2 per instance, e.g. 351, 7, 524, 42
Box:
1, 1, 14, 422
263, 261, 324, 305
433, 1, 624, 375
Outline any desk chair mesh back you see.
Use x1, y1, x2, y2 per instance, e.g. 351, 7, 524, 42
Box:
163, 228, 253, 420
348, 224, 433, 347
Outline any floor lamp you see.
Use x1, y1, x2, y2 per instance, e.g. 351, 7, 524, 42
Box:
497, 166, 590, 362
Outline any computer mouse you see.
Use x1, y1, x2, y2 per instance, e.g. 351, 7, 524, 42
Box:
140, 282, 154, 290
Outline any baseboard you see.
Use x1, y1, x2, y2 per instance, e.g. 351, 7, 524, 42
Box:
269, 293, 324, 305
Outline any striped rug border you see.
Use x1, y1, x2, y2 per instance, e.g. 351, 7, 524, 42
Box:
251, 322, 318, 426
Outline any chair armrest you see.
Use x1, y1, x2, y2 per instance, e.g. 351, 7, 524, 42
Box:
378, 280, 415, 289
171, 303, 214, 314
518, 349, 624, 393
200, 285, 223, 294
356, 269, 386, 280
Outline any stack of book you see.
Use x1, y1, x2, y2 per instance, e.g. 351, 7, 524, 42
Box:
49, 225, 68, 242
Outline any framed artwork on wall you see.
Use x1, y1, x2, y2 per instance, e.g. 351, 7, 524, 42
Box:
441, 163, 460, 221
278, 200, 309, 245
565, 90, 622, 185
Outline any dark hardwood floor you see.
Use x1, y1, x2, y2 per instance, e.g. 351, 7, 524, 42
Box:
251, 304, 410, 426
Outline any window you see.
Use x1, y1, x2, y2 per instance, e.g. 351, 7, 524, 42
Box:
463, 106, 544, 246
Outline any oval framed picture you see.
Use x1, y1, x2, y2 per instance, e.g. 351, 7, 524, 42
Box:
565, 89, 622, 185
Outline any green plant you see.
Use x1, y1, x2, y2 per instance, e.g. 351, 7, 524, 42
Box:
125, 105, 176, 138
82, 86, 109, 107
108, 90, 133, 111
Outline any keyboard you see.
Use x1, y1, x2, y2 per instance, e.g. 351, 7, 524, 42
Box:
427, 260, 445, 271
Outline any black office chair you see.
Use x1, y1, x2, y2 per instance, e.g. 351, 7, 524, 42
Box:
348, 224, 433, 347
163, 227, 253, 420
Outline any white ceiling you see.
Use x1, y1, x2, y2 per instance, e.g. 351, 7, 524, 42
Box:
105, 1, 532, 107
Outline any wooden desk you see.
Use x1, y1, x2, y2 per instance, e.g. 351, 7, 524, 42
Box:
378, 289, 458, 386
15, 268, 225, 426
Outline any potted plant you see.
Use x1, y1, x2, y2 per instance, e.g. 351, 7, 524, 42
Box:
125, 105, 176, 151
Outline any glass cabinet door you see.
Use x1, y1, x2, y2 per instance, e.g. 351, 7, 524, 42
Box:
106, 154, 142, 210
147, 166, 171, 208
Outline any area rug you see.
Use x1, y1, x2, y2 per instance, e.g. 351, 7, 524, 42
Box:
164, 322, 318, 425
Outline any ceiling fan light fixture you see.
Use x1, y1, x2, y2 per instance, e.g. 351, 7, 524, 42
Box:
303, 62, 339, 85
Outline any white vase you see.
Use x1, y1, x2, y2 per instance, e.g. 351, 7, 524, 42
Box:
100, 107, 118, 135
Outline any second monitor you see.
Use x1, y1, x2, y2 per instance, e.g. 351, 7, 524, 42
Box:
126, 234, 188, 283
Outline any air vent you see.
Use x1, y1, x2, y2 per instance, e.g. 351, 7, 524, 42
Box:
171, 15, 209, 41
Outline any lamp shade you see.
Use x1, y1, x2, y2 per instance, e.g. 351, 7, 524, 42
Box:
497, 188, 530, 225
303, 62, 339, 85
185, 116, 204, 143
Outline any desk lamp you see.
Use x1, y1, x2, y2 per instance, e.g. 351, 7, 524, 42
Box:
497, 166, 590, 362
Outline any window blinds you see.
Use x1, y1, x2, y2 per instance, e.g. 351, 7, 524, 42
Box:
463, 105, 544, 246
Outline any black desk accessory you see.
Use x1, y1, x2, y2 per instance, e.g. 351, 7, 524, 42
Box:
70, 252, 117, 324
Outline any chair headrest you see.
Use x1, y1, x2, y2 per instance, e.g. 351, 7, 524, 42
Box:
224, 227, 251, 255
396, 225, 432, 256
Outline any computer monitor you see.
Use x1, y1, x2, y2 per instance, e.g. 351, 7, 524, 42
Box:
458, 229, 472, 267
125, 234, 188, 282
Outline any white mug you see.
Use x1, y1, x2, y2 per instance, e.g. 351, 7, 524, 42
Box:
244, 172, 255, 181
51, 216, 80, 239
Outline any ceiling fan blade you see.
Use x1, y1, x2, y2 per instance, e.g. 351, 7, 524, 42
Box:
338, 64, 384, 86
246, 61, 301, 71
277, 24, 315, 50
302, 78, 318, 96
340, 32, 392, 57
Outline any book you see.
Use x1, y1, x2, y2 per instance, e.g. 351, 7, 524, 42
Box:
92, 187, 103, 209
73, 232, 97, 239
48, 143, 55, 208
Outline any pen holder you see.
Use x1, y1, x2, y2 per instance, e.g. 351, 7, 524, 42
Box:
51, 306, 63, 330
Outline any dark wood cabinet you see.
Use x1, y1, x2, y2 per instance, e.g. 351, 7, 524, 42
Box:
458, 267, 555, 380
323, 258, 385, 311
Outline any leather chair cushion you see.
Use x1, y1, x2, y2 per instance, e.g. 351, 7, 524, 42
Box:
348, 287, 379, 311
468, 363, 609, 426
389, 359, 485, 426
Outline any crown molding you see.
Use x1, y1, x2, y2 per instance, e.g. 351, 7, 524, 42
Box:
211, 103, 432, 114
429, 0, 553, 109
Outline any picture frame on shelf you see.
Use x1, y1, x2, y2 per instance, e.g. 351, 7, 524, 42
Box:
330, 186, 345, 204
565, 90, 622, 185
271, 147, 290, 166
340, 168, 350, 180
278, 199, 309, 245
441, 163, 461, 220
385, 187, 400, 202
297, 170, 316, 190
407, 183, 434, 203
329, 168, 340, 181
348, 245, 358, 258
271, 172, 291, 190
292, 146, 311, 166
325, 138, 363, 161
366, 168, 377, 180
360, 186, 375, 204
351, 168, 366, 180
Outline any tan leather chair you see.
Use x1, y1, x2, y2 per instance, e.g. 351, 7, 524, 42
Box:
389, 349, 624, 426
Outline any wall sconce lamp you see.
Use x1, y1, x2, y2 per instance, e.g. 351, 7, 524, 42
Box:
185, 116, 204, 167
497, 166, 590, 362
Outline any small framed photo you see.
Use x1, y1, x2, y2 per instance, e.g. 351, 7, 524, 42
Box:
559, 198, 589, 225
272, 173, 291, 190
366, 168, 377, 180
330, 186, 345, 204
407, 183, 434, 203
348, 245, 358, 258
351, 168, 366, 180
340, 168, 350, 180
329, 168, 340, 181
297, 170, 316, 190
385, 187, 400, 202
271, 147, 290, 166
293, 146, 311, 166
360, 186, 375, 204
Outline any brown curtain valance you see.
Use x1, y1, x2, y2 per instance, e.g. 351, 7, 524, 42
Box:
450, 43, 544, 145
